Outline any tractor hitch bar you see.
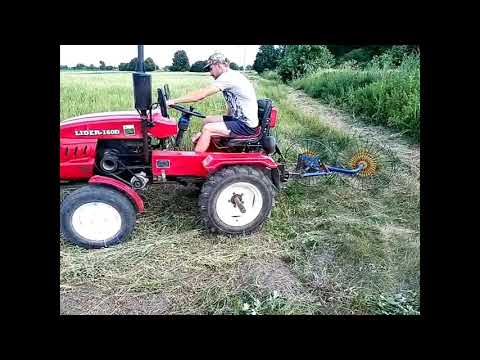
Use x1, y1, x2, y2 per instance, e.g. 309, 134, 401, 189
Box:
283, 153, 366, 181
300, 163, 365, 177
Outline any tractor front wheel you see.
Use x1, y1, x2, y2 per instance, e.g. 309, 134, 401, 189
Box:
60, 185, 136, 249
199, 166, 275, 235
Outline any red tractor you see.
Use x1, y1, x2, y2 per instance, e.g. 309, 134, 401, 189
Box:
60, 46, 287, 248
60, 46, 384, 249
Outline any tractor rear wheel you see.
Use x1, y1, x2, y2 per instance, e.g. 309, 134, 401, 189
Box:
60, 185, 136, 249
199, 166, 275, 235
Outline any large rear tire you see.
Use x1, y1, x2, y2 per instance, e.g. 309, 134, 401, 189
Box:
199, 166, 275, 235
60, 185, 136, 249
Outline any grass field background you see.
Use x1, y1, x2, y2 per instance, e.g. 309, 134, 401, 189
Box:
60, 71, 420, 315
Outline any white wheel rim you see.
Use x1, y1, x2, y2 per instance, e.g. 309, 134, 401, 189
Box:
216, 182, 263, 227
71, 202, 122, 242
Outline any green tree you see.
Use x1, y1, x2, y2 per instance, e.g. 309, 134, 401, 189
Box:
99, 60, 106, 70
144, 57, 157, 72
341, 48, 376, 67
229, 62, 239, 70
171, 50, 190, 71
128, 57, 138, 71
190, 60, 208, 72
277, 45, 335, 81
327, 45, 359, 59
380, 45, 419, 67
246, 65, 253, 70
253, 45, 282, 73
119, 57, 157, 71
337, 45, 392, 67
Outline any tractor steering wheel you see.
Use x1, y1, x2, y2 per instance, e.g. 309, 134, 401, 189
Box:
169, 104, 206, 118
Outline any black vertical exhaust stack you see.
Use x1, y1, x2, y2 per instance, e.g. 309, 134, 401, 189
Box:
133, 45, 152, 114
136, 45, 145, 73
132, 45, 152, 164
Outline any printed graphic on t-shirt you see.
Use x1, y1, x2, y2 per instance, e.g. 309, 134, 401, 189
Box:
223, 90, 245, 120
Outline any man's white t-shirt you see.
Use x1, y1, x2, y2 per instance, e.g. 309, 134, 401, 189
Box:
212, 69, 259, 128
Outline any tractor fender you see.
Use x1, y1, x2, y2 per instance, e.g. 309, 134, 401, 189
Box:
202, 153, 278, 175
88, 175, 144, 213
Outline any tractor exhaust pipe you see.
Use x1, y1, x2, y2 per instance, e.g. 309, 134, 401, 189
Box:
133, 45, 151, 112
136, 45, 145, 73
132, 45, 152, 164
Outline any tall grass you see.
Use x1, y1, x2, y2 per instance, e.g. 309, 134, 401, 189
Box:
292, 54, 420, 141
60, 72, 224, 122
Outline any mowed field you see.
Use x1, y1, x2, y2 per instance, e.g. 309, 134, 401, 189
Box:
60, 71, 420, 315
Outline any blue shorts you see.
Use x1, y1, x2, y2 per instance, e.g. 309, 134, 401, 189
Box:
223, 116, 257, 136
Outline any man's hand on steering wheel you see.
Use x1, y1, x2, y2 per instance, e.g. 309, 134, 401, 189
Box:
167, 102, 206, 118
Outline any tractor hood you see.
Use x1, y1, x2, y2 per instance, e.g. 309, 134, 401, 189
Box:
62, 110, 141, 124
60, 111, 144, 140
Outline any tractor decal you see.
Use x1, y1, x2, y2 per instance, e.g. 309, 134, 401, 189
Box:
75, 129, 121, 136
123, 125, 136, 136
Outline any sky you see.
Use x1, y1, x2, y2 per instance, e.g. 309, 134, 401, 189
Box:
60, 45, 260, 68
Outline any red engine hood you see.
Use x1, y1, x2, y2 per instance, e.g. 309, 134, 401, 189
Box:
62, 110, 142, 124
60, 111, 144, 140
61, 110, 178, 140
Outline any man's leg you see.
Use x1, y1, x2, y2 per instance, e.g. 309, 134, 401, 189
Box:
191, 132, 202, 144
203, 115, 224, 125
192, 116, 225, 144
195, 122, 231, 152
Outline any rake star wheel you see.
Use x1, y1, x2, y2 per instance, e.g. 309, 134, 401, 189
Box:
338, 135, 399, 191
348, 150, 378, 177
278, 137, 340, 187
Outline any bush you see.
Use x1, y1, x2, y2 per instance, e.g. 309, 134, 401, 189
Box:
277, 45, 335, 82
292, 69, 384, 105
261, 70, 281, 81
347, 61, 420, 140
337, 60, 359, 70
292, 52, 420, 141
340, 48, 374, 67
368, 45, 419, 70
190, 60, 208, 72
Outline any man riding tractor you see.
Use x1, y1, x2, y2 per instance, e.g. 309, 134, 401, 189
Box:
166, 52, 259, 152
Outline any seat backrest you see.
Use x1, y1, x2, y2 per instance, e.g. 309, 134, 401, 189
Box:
257, 99, 273, 130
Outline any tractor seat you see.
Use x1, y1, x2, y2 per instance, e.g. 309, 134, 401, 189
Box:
222, 99, 273, 147
225, 126, 262, 146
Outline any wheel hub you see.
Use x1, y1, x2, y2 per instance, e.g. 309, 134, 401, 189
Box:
216, 182, 263, 227
230, 193, 246, 213
71, 202, 122, 242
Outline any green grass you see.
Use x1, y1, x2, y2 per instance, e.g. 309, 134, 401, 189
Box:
60, 72, 420, 315
291, 56, 420, 142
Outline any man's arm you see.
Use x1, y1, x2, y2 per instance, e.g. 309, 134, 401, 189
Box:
167, 85, 220, 105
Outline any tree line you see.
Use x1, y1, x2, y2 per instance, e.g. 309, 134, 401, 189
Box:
60, 50, 252, 72
163, 50, 251, 72
61, 61, 117, 71
61, 45, 418, 75
251, 45, 420, 81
